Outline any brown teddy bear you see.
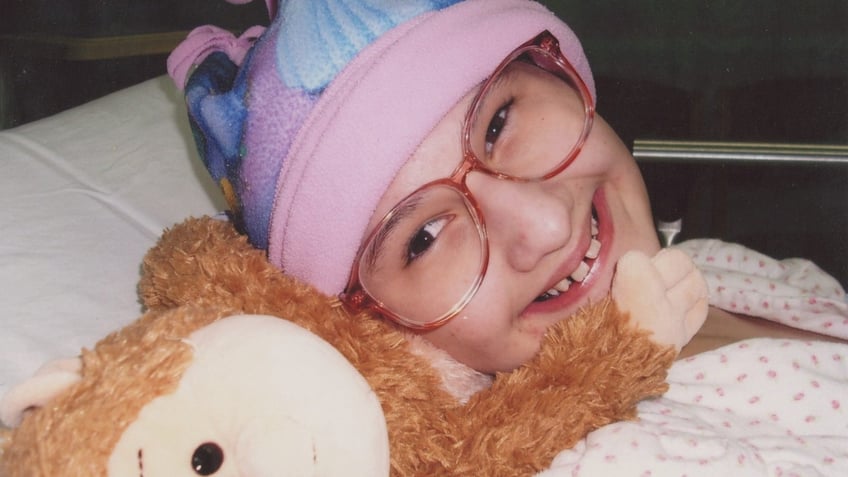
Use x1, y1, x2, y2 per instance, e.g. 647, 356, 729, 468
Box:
1, 216, 705, 476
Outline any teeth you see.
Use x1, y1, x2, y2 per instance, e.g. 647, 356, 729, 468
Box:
570, 260, 590, 282
537, 215, 601, 301
554, 277, 571, 292
585, 238, 601, 259
540, 277, 572, 300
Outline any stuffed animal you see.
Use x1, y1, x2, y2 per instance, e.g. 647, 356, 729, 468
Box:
0, 216, 706, 476
0, 309, 390, 476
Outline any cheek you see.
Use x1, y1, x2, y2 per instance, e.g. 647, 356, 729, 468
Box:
421, 293, 547, 373
425, 298, 508, 353
566, 116, 635, 176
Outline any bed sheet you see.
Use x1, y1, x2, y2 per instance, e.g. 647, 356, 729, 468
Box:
0, 76, 223, 400
541, 337, 848, 477
536, 241, 848, 477
2, 76, 847, 476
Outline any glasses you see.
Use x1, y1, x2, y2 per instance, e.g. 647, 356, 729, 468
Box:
341, 30, 595, 330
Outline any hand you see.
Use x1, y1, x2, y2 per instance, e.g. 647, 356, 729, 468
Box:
611, 249, 708, 351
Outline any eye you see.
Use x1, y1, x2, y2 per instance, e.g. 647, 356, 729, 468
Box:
192, 442, 224, 475
484, 102, 511, 154
406, 216, 449, 264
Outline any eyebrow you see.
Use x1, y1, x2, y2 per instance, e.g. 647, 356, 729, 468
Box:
364, 194, 424, 272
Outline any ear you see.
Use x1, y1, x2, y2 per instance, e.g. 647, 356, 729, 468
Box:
0, 357, 82, 427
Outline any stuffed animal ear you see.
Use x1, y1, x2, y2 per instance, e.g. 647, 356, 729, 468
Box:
0, 357, 82, 427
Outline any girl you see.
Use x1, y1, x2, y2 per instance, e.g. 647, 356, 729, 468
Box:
168, 0, 842, 375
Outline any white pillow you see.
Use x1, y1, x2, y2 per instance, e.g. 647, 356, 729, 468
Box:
0, 77, 223, 399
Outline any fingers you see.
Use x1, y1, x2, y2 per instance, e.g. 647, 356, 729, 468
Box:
653, 248, 709, 307
612, 248, 710, 350
665, 265, 708, 312
655, 247, 709, 330
651, 248, 699, 290
612, 250, 664, 311
683, 293, 709, 340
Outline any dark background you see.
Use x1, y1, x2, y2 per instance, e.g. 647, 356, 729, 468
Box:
548, 1, 848, 286
1, 0, 846, 285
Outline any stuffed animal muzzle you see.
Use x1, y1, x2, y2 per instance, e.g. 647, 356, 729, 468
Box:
1, 311, 389, 477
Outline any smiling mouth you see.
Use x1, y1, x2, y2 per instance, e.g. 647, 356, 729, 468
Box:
534, 207, 601, 303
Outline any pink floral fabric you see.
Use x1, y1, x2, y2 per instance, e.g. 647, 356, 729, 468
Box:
542, 339, 848, 476
677, 239, 848, 339
539, 240, 848, 476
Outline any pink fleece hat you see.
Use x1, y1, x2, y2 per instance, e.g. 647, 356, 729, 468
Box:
269, 0, 594, 295
170, 0, 595, 296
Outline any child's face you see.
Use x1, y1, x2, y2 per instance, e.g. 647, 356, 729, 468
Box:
363, 64, 661, 373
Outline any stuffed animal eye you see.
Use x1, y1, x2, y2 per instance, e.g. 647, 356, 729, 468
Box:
192, 442, 224, 475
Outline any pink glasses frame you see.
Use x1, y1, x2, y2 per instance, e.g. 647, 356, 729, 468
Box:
342, 30, 596, 330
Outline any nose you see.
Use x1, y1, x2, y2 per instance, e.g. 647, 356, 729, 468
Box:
467, 172, 573, 272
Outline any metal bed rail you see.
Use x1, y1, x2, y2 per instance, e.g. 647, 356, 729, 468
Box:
633, 140, 848, 165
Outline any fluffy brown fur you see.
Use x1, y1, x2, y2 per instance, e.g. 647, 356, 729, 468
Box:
0, 306, 238, 476
1, 217, 674, 477
139, 217, 675, 476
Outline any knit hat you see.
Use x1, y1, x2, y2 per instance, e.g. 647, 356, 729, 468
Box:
168, 0, 595, 296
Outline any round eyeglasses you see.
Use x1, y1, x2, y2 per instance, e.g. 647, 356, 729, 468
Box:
341, 30, 595, 330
